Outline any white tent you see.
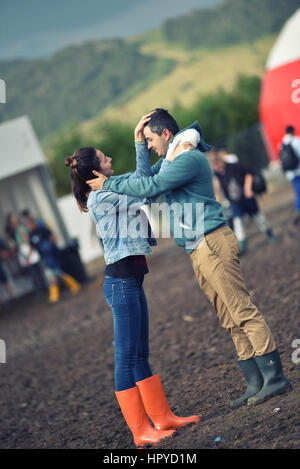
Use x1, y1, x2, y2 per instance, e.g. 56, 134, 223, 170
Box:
0, 115, 70, 245
0, 116, 82, 298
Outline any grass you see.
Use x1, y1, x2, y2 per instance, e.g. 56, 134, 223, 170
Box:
77, 34, 276, 138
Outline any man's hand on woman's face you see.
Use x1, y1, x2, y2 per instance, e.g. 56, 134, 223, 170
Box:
86, 171, 107, 191
166, 142, 194, 162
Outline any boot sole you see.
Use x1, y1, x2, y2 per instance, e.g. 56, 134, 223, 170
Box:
136, 430, 179, 448
247, 383, 292, 406
231, 399, 249, 410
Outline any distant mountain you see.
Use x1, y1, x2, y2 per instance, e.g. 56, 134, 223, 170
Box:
162, 0, 299, 47
0, 0, 221, 60
0, 0, 297, 141
0, 39, 174, 138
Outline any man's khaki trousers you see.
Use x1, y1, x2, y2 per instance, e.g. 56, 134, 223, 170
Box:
190, 225, 276, 360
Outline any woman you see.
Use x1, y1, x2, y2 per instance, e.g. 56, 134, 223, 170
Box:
65, 114, 199, 448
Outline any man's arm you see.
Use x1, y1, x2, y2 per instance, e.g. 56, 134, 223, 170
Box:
103, 151, 200, 198
213, 176, 222, 203
133, 142, 152, 178
131, 112, 155, 178
135, 141, 164, 175
244, 173, 254, 198
151, 156, 164, 175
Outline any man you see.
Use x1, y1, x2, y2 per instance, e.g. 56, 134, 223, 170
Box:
87, 108, 291, 408
209, 148, 275, 254
280, 125, 300, 225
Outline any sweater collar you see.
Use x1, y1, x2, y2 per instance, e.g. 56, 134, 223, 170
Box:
170, 121, 212, 153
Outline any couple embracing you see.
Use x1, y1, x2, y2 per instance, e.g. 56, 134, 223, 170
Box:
65, 108, 291, 448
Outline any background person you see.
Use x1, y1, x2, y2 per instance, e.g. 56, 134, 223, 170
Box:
17, 229, 47, 293
280, 125, 300, 225
210, 148, 275, 254
5, 213, 30, 278
21, 208, 49, 230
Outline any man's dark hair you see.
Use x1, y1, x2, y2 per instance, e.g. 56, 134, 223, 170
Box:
286, 125, 295, 134
146, 108, 179, 136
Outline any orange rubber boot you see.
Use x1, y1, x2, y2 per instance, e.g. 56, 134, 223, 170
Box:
115, 386, 175, 447
136, 374, 200, 430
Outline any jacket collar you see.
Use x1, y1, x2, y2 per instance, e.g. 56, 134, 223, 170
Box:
170, 121, 212, 152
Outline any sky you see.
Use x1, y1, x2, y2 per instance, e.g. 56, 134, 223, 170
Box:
0, 0, 221, 60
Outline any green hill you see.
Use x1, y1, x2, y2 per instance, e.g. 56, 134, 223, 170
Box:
80, 34, 275, 135
0, 39, 174, 138
162, 0, 299, 48
1, 0, 298, 143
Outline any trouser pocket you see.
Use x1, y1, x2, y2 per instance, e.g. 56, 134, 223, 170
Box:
205, 226, 240, 259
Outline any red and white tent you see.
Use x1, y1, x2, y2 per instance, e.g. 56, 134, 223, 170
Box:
259, 8, 300, 162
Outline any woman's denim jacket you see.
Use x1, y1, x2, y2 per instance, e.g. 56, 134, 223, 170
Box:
87, 143, 158, 265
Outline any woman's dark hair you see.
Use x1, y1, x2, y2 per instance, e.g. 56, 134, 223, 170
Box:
65, 146, 101, 212
145, 108, 179, 136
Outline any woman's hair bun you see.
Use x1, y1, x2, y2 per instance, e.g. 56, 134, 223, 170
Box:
64, 156, 72, 167
65, 153, 78, 168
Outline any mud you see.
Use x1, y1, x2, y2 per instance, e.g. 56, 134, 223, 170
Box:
0, 184, 299, 449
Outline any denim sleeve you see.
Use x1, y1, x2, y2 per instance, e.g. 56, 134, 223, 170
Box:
95, 190, 153, 216
159, 159, 171, 172
131, 142, 152, 178
101, 143, 153, 183
129, 143, 163, 179
94, 143, 156, 208
111, 142, 160, 202
151, 158, 164, 175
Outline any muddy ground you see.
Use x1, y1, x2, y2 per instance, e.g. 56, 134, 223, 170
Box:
0, 183, 299, 450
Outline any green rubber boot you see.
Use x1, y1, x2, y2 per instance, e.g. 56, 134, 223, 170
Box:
247, 349, 292, 406
239, 240, 247, 255
231, 358, 263, 409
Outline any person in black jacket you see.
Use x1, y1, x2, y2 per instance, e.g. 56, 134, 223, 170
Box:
210, 149, 275, 254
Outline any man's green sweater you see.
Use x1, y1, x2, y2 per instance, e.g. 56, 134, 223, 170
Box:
103, 123, 227, 254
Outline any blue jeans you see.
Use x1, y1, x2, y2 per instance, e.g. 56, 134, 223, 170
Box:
292, 176, 300, 211
231, 197, 259, 218
103, 276, 153, 391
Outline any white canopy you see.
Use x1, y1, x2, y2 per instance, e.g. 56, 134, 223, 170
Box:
267, 8, 300, 70
0, 115, 45, 181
